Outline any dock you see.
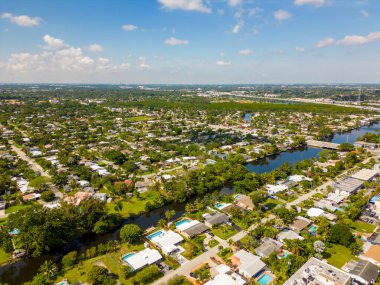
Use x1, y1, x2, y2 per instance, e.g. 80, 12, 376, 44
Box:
306, 140, 340, 150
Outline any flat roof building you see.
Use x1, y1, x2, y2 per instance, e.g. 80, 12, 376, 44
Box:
123, 248, 162, 271
283, 257, 351, 285
351, 169, 379, 182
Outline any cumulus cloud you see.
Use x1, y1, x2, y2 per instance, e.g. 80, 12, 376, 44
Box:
158, 0, 211, 13
317, 32, 380, 48
228, 0, 243, 7
0, 35, 129, 75
274, 10, 292, 21
88, 44, 104, 52
295, 46, 305, 52
216, 60, 231, 66
1, 12, 42, 27
294, 0, 325, 7
239, 49, 253, 55
122, 24, 138, 31
164, 37, 189, 45
231, 21, 244, 33
43, 34, 67, 49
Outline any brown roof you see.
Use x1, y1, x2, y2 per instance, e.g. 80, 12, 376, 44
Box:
363, 245, 380, 263
236, 195, 254, 210
290, 219, 311, 232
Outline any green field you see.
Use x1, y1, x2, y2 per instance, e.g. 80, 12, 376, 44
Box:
211, 224, 238, 240
351, 221, 376, 234
264, 198, 284, 209
126, 116, 152, 122
325, 244, 358, 268
0, 248, 10, 265
5, 204, 33, 214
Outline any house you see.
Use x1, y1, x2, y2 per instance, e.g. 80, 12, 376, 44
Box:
64, 191, 93, 206
93, 193, 106, 202
266, 184, 288, 195
255, 238, 283, 258
22, 193, 40, 201
205, 273, 246, 285
277, 229, 304, 243
307, 207, 325, 218
333, 177, 363, 197
235, 194, 255, 210
284, 257, 351, 285
367, 232, 380, 245
146, 229, 183, 255
181, 222, 209, 238
232, 249, 267, 279
78, 180, 90, 188
361, 245, 380, 266
122, 248, 162, 271
351, 169, 379, 182
315, 199, 338, 212
289, 217, 312, 233
345, 259, 379, 285
204, 212, 229, 228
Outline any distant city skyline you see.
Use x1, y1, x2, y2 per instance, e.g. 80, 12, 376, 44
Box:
1, 0, 380, 84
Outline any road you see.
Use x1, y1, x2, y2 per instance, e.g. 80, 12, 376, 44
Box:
10, 143, 63, 199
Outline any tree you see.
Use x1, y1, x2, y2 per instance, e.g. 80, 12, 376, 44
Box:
114, 200, 123, 213
329, 223, 353, 246
87, 265, 116, 285
165, 210, 176, 223
130, 265, 162, 284
339, 143, 355, 152
313, 241, 325, 254
61, 251, 77, 268
119, 224, 142, 243
165, 276, 192, 285
38, 260, 58, 280
40, 190, 55, 202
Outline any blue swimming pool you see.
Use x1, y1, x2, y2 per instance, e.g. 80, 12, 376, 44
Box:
176, 219, 190, 227
122, 253, 136, 262
147, 230, 163, 240
258, 274, 273, 285
309, 225, 317, 235
235, 194, 241, 199
370, 195, 380, 203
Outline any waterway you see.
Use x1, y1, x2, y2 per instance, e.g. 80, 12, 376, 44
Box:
1, 121, 379, 284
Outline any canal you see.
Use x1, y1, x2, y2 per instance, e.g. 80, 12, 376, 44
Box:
1, 122, 379, 284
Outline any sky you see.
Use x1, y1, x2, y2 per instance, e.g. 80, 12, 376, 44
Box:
1, 0, 380, 84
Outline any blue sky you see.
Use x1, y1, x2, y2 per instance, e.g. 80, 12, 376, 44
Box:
1, 0, 380, 84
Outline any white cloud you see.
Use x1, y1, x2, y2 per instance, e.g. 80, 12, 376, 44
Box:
139, 62, 152, 70
231, 21, 244, 33
164, 37, 189, 45
294, 0, 326, 7
122, 24, 138, 31
43, 34, 67, 49
228, 0, 243, 7
1, 12, 42, 27
1, 35, 129, 74
239, 49, 253, 55
295, 46, 305, 52
317, 32, 380, 48
158, 0, 211, 13
361, 10, 369, 17
88, 44, 104, 52
317, 37, 335, 48
216, 60, 231, 66
274, 10, 292, 21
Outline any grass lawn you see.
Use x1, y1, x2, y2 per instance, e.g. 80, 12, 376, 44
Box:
5, 204, 33, 214
28, 176, 51, 188
0, 248, 10, 265
351, 221, 376, 234
58, 241, 145, 285
208, 239, 219, 248
264, 198, 283, 209
211, 224, 238, 240
181, 241, 204, 260
106, 191, 160, 218
126, 116, 152, 122
325, 244, 358, 268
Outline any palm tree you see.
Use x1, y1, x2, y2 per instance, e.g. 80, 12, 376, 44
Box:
114, 200, 123, 213
165, 210, 175, 223
39, 259, 58, 280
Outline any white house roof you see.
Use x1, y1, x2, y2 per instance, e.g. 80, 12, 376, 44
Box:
148, 230, 183, 251
125, 248, 162, 271
266, 184, 288, 194
215, 264, 232, 275
307, 207, 325, 217
205, 273, 246, 285
351, 169, 379, 181
176, 219, 200, 231
235, 249, 267, 277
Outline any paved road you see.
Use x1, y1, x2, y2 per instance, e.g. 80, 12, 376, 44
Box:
10, 143, 63, 199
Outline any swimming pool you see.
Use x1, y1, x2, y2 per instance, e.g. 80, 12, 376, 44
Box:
278, 251, 291, 259
309, 225, 317, 235
175, 219, 190, 227
57, 282, 68, 285
122, 252, 136, 262
234, 194, 241, 199
258, 274, 273, 285
215, 202, 231, 210
370, 195, 380, 203
147, 230, 163, 240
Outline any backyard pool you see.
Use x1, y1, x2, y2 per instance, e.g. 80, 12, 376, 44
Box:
258, 274, 273, 285
147, 230, 163, 240
234, 194, 241, 199
309, 225, 317, 235
121, 252, 136, 262
215, 202, 231, 210
175, 219, 190, 227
